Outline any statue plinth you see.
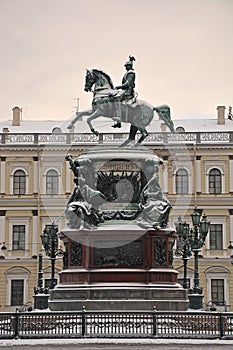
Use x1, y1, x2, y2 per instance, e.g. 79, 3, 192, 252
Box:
49, 225, 188, 311
48, 147, 188, 311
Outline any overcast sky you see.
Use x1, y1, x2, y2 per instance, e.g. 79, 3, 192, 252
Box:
0, 0, 232, 121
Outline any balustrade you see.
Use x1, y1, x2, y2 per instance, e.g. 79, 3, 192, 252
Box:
1, 131, 233, 145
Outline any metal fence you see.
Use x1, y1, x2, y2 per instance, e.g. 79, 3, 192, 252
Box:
0, 310, 233, 339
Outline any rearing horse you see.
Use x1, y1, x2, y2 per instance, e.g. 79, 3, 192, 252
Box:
67, 69, 175, 146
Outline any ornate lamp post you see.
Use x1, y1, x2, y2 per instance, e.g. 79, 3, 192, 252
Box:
41, 223, 63, 289
175, 217, 192, 290
175, 208, 210, 309
33, 253, 50, 309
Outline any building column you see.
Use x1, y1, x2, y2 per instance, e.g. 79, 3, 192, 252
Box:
229, 210, 233, 255
0, 157, 6, 194
0, 211, 6, 256
196, 156, 201, 193
33, 157, 38, 194
229, 156, 233, 193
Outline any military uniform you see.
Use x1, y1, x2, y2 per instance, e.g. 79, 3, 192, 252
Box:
112, 56, 136, 128
117, 68, 136, 101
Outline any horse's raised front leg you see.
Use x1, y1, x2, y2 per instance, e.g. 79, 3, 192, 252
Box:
67, 109, 93, 129
87, 110, 101, 136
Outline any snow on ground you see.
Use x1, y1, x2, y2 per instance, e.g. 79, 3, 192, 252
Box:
0, 338, 233, 347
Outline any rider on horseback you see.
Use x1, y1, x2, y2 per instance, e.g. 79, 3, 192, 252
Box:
112, 55, 136, 128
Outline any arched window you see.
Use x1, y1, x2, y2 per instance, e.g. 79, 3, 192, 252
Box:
175, 126, 185, 133
209, 168, 222, 194
13, 170, 26, 195
52, 127, 62, 134
175, 169, 188, 194
46, 169, 58, 195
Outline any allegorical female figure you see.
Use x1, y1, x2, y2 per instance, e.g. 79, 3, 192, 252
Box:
137, 160, 171, 229
65, 156, 105, 229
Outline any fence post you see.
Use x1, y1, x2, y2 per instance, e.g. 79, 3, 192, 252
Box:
152, 306, 157, 337
82, 306, 86, 337
219, 313, 224, 339
14, 309, 19, 339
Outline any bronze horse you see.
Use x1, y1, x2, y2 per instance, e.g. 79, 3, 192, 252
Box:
67, 69, 175, 146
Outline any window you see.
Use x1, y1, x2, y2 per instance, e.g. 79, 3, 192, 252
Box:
11, 279, 24, 306
46, 170, 58, 195
13, 170, 26, 195
52, 127, 62, 134
175, 126, 185, 133
209, 168, 221, 194
175, 169, 188, 194
13, 225, 25, 250
211, 279, 224, 305
210, 224, 223, 250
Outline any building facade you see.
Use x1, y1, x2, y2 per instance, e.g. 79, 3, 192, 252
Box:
0, 106, 233, 312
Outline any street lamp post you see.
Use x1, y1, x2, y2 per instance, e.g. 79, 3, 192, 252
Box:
41, 222, 63, 290
37, 252, 43, 290
175, 217, 192, 290
33, 253, 50, 310
175, 208, 210, 309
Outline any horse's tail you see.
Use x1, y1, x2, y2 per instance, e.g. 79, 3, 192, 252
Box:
154, 105, 175, 133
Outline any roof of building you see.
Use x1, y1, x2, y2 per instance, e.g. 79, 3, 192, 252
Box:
0, 110, 232, 134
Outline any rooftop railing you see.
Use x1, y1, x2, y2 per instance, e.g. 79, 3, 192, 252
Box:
0, 131, 233, 145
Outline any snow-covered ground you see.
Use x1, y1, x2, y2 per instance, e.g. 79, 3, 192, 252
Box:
0, 338, 233, 347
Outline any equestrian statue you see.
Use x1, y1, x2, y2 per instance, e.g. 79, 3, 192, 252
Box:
67, 56, 175, 146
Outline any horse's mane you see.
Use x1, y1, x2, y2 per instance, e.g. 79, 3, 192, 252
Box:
92, 69, 114, 89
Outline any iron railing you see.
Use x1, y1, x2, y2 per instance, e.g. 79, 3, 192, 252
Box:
0, 310, 233, 339
0, 131, 233, 145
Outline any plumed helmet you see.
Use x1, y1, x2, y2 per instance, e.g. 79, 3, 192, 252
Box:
124, 55, 136, 67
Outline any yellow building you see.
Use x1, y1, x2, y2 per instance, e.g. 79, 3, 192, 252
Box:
0, 105, 233, 311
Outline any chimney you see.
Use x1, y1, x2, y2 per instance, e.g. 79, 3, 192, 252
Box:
217, 106, 226, 125
160, 123, 167, 132
12, 106, 22, 126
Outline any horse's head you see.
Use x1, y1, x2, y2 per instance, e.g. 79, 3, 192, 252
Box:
84, 69, 114, 93
84, 69, 95, 92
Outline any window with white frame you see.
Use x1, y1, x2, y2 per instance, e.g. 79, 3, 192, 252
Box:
13, 169, 26, 195
11, 279, 24, 306
209, 224, 223, 250
12, 225, 25, 250
211, 279, 225, 305
8, 218, 29, 257
175, 168, 189, 194
6, 267, 29, 307
209, 168, 222, 194
205, 217, 227, 256
46, 169, 59, 195
205, 267, 229, 309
